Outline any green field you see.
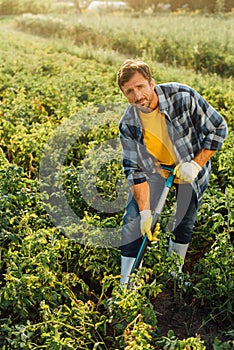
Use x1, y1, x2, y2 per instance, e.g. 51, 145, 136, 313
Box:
0, 2, 234, 349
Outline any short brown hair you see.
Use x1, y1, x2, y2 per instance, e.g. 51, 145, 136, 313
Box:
117, 59, 152, 90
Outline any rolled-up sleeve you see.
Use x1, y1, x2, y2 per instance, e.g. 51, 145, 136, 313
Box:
119, 121, 147, 187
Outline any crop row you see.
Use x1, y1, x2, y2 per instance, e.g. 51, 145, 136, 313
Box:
15, 12, 234, 78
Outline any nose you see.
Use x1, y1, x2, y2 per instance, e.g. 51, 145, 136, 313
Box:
133, 89, 142, 102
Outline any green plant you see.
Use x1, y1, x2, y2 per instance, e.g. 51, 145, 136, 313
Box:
155, 329, 206, 349
213, 336, 234, 350
103, 277, 158, 346
123, 314, 155, 349
193, 231, 234, 326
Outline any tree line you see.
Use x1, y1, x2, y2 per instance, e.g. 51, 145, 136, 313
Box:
125, 0, 233, 12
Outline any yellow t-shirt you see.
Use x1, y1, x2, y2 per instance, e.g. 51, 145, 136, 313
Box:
139, 107, 181, 183
139, 107, 177, 165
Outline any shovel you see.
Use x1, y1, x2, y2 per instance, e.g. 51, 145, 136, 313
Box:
127, 165, 175, 289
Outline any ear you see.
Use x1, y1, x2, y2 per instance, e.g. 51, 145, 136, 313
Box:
150, 78, 155, 88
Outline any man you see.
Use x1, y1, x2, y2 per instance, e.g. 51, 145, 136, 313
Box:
117, 59, 228, 285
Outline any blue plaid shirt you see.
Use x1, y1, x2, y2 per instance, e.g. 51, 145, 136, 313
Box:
119, 83, 228, 202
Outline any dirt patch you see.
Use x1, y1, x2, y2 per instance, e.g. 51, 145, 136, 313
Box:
153, 281, 226, 349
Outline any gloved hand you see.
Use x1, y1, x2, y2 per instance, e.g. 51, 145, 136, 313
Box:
174, 161, 201, 183
140, 210, 161, 241
150, 222, 160, 242
140, 210, 152, 239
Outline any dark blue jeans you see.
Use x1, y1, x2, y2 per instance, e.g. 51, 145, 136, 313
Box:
121, 172, 200, 257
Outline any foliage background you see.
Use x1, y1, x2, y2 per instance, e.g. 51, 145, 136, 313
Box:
0, 1, 233, 349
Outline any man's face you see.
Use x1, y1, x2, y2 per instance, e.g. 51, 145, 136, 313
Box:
121, 71, 157, 112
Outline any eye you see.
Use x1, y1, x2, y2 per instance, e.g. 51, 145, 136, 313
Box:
125, 88, 133, 96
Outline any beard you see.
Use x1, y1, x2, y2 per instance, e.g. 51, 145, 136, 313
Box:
133, 90, 156, 113
132, 104, 154, 113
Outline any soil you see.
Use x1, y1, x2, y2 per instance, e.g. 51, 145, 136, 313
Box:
152, 280, 228, 350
